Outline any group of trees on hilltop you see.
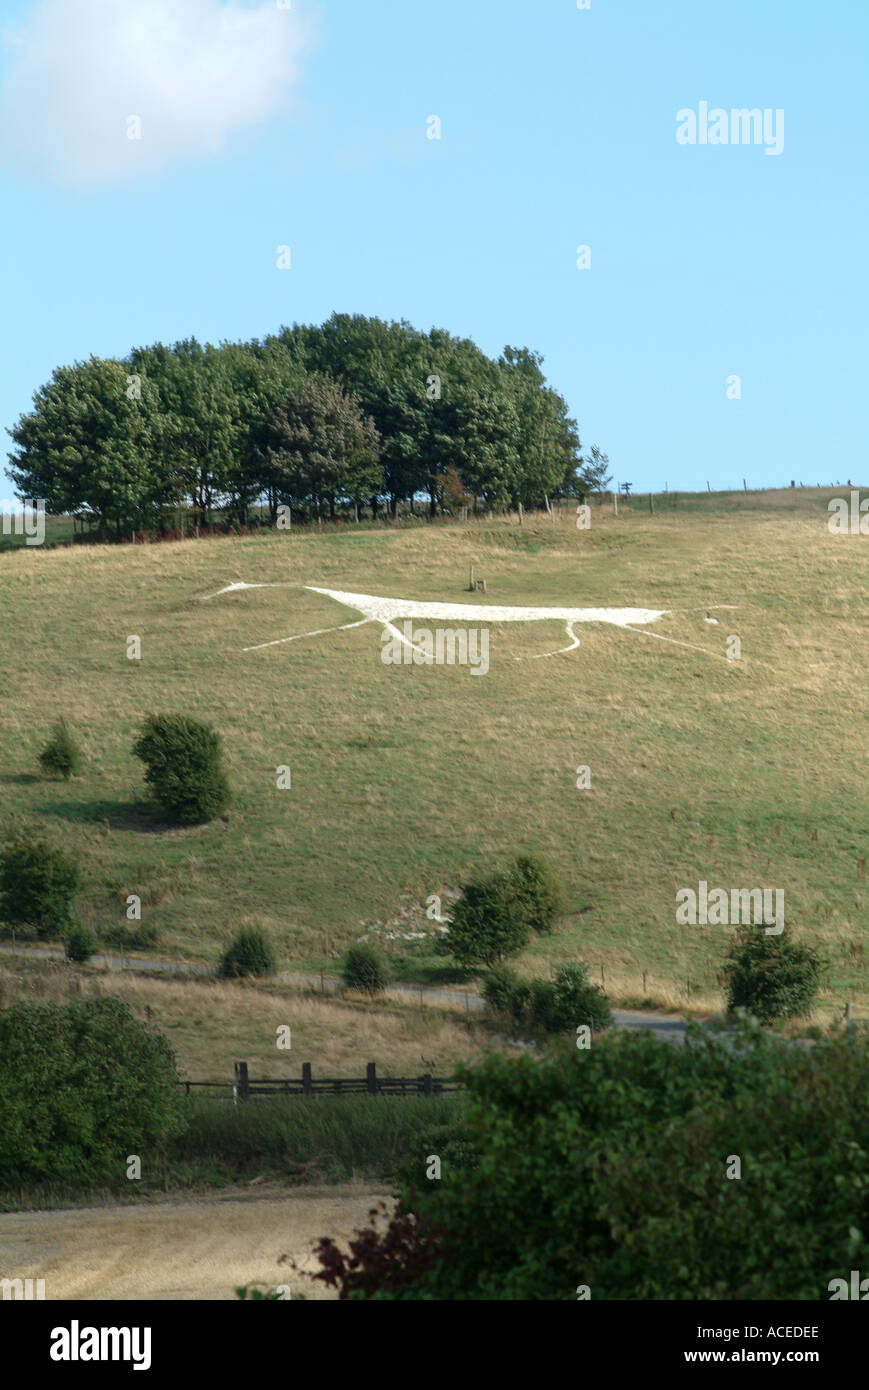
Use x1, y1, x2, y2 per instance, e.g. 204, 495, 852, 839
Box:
5, 314, 609, 539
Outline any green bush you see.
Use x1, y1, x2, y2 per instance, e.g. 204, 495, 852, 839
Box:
724, 926, 824, 1023
132, 713, 231, 825
315, 1021, 869, 1300
546, 963, 612, 1033
65, 925, 97, 963
0, 996, 183, 1187
342, 943, 388, 994
507, 854, 567, 934
0, 833, 79, 937
438, 872, 528, 968
38, 719, 82, 780
484, 962, 610, 1035
219, 927, 276, 979
482, 965, 530, 1023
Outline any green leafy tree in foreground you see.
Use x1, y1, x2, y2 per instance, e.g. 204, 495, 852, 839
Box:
312, 1021, 869, 1299
0, 996, 182, 1187
0, 833, 79, 937
133, 713, 230, 825
38, 719, 83, 780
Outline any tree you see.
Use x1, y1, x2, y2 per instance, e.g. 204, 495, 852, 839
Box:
724, 927, 824, 1024
500, 348, 580, 510
128, 339, 239, 528
507, 854, 567, 934
38, 720, 82, 780
444, 379, 522, 512
133, 714, 231, 825
527, 964, 612, 1033
342, 943, 388, 995
580, 444, 612, 496
0, 833, 79, 937
312, 1022, 869, 1300
219, 927, 276, 979
65, 925, 97, 964
0, 997, 182, 1186
483, 961, 611, 1034
434, 464, 474, 513
8, 356, 165, 538
264, 373, 381, 520
438, 871, 529, 968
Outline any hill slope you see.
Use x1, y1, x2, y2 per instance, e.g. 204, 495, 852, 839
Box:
2, 490, 867, 1018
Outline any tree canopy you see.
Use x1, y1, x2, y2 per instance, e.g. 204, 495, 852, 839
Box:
7, 313, 605, 534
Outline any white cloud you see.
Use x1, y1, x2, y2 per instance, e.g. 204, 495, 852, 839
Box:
0, 0, 314, 185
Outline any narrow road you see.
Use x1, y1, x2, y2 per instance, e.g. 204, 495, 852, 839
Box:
0, 942, 689, 1043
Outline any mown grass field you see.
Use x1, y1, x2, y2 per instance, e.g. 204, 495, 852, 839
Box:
2, 488, 868, 1023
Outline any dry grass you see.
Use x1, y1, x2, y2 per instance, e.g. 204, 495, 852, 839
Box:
0, 957, 508, 1079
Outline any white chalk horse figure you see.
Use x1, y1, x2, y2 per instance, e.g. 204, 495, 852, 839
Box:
203, 582, 734, 662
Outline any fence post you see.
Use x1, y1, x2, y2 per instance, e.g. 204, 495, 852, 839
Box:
422, 1073, 433, 1096
366, 1061, 377, 1095
302, 1062, 313, 1096
234, 1061, 249, 1103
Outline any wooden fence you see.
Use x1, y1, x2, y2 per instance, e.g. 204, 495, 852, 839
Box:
177, 1061, 459, 1101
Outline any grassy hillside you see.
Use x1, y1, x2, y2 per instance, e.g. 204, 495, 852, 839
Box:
0, 955, 499, 1081
2, 488, 868, 1021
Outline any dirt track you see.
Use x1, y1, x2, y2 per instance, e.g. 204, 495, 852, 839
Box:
1, 1182, 390, 1300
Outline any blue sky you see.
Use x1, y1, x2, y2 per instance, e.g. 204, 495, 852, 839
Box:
1, 0, 866, 496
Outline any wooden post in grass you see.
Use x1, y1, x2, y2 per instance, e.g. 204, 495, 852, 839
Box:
518, 501, 523, 525
468, 564, 475, 592
613, 491, 618, 515
302, 1062, 313, 1096
234, 1061, 249, 1103
845, 1002, 852, 1022
366, 1061, 377, 1095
